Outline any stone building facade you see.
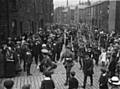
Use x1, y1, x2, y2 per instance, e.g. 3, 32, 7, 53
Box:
0, 0, 53, 39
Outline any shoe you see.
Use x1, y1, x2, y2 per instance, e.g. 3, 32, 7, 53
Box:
64, 82, 68, 86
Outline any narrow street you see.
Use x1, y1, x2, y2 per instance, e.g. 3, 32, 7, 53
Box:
1, 61, 102, 89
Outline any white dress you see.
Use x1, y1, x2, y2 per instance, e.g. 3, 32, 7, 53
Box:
99, 52, 107, 64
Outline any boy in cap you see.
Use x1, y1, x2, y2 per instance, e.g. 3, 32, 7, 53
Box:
40, 71, 55, 89
4, 80, 14, 89
68, 71, 79, 89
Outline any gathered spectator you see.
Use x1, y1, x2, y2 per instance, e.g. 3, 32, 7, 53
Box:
99, 68, 108, 89
108, 54, 118, 78
0, 48, 4, 78
4, 80, 14, 89
99, 49, 107, 67
68, 71, 79, 89
82, 54, 94, 88
116, 59, 120, 78
0, 79, 4, 89
40, 71, 55, 89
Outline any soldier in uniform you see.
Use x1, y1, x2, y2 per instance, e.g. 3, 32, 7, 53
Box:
61, 45, 74, 85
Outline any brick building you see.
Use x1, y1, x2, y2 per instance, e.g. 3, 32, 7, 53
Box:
0, 0, 53, 39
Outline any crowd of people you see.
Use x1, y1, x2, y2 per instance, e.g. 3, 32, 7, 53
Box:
0, 24, 120, 89
0, 25, 65, 77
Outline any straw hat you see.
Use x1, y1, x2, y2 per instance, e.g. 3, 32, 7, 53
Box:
108, 76, 120, 86
42, 44, 47, 47
41, 48, 49, 54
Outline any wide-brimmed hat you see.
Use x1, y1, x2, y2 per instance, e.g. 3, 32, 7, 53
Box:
108, 76, 120, 86
41, 48, 49, 54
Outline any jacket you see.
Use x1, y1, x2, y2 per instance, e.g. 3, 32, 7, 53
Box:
99, 73, 108, 89
83, 58, 94, 75
40, 77, 55, 89
68, 77, 79, 89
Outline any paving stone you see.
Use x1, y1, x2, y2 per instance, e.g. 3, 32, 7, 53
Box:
1, 62, 104, 89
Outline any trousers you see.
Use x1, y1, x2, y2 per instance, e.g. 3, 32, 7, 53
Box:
83, 74, 93, 87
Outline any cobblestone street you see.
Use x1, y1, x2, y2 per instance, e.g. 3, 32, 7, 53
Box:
1, 61, 102, 89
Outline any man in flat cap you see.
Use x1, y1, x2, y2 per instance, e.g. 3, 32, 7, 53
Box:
4, 80, 14, 89
68, 71, 79, 89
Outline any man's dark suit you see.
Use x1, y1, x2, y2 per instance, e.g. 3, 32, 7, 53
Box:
82, 57, 94, 88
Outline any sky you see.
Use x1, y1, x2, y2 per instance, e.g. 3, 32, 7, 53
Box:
53, 0, 101, 9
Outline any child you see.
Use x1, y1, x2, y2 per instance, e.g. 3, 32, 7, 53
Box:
68, 71, 79, 89
99, 68, 108, 89
40, 71, 55, 89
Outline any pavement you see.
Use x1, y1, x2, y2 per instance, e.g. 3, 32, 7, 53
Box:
0, 44, 108, 89
1, 61, 102, 89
